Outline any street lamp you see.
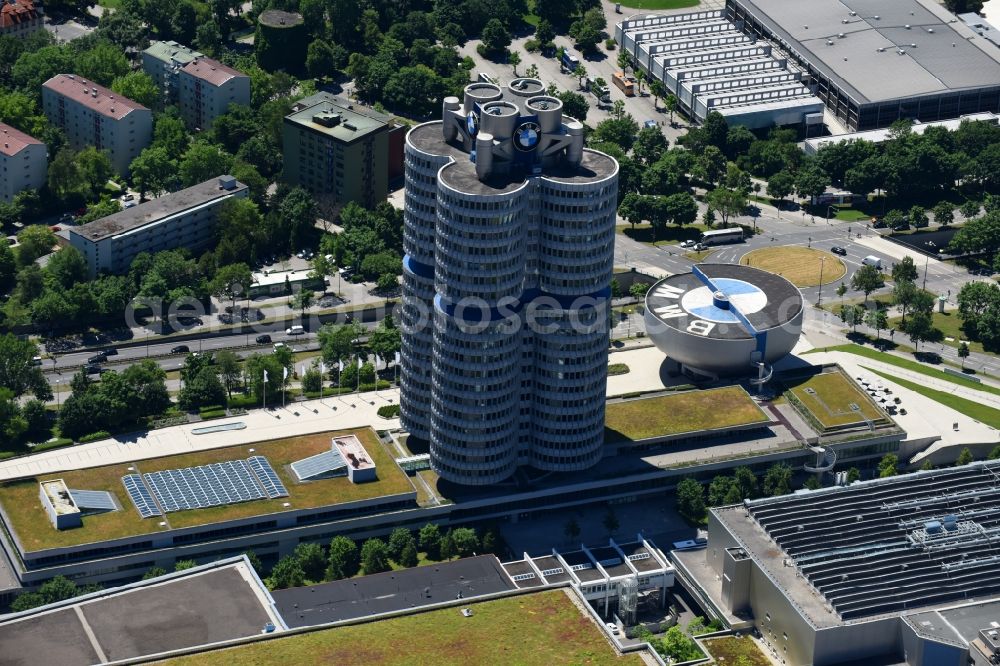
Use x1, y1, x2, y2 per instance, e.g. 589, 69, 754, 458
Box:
817, 256, 826, 307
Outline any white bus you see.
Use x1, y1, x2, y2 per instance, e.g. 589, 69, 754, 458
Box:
700, 227, 744, 245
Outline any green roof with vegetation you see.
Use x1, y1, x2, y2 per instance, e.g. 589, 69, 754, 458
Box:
785, 369, 888, 429
166, 589, 642, 666
605, 386, 769, 441
0, 428, 413, 552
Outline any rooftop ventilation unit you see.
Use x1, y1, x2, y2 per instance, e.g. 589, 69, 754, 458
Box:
343, 121, 357, 131
312, 112, 341, 128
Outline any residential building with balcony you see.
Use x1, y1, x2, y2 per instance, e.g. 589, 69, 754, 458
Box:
0, 122, 46, 203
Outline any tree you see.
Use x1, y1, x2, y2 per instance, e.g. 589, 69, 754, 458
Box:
891, 256, 919, 284
178, 366, 226, 410
851, 264, 885, 306
959, 341, 971, 369
419, 523, 442, 559
629, 282, 650, 300
369, 316, 401, 366
707, 475, 735, 506
766, 170, 795, 203
481, 19, 511, 57
632, 125, 669, 166
763, 463, 793, 497
570, 8, 603, 53
676, 477, 706, 523
878, 454, 899, 478
268, 555, 305, 590
215, 350, 241, 398
564, 518, 581, 542
110, 71, 159, 109
956, 447, 975, 466
0, 334, 50, 399
602, 508, 619, 536
909, 205, 929, 229
277, 187, 319, 253
592, 114, 639, 152
78, 40, 130, 86
554, 89, 589, 121
450, 527, 479, 558
847, 467, 861, 483
507, 50, 522, 77
892, 278, 918, 327
318, 322, 363, 366
305, 39, 338, 80
130, 147, 177, 199
142, 566, 168, 580
326, 536, 359, 580
695, 146, 726, 186
664, 94, 678, 125
294, 542, 327, 581
705, 188, 744, 226
795, 165, 829, 202
904, 310, 937, 350
45, 246, 88, 290
388, 527, 415, 561
839, 303, 865, 332
932, 201, 955, 227
361, 538, 391, 574
179, 142, 233, 187
16, 225, 56, 265
865, 305, 889, 342
174, 560, 197, 571
733, 466, 758, 500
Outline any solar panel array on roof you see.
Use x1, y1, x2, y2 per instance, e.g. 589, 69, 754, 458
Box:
247, 456, 289, 498
145, 461, 266, 512
291, 449, 347, 481
68, 489, 117, 513
748, 461, 1000, 619
122, 474, 161, 518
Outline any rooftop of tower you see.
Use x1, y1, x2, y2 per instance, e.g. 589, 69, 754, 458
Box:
406, 79, 618, 195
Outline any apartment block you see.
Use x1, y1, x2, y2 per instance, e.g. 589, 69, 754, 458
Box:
0, 0, 42, 39
68, 176, 248, 277
141, 40, 203, 103
178, 57, 250, 130
0, 122, 46, 203
282, 93, 390, 212
42, 74, 153, 176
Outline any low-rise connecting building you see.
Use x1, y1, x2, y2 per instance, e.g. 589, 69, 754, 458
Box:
68, 175, 247, 277
0, 122, 46, 203
42, 74, 153, 176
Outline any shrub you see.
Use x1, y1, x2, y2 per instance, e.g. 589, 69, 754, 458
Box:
377, 405, 401, 418
608, 363, 630, 376
525, 38, 541, 52
79, 430, 111, 443
31, 438, 74, 453
199, 409, 228, 420
605, 38, 616, 50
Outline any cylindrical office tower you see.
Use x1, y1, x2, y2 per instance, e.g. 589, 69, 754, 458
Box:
399, 128, 452, 440
531, 165, 618, 471
400, 83, 619, 485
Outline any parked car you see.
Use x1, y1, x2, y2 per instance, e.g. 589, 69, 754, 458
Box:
830, 246, 847, 256
171, 345, 190, 354
605, 622, 619, 636
273, 342, 287, 351
693, 243, 707, 251
680, 240, 695, 248
255, 334, 272, 344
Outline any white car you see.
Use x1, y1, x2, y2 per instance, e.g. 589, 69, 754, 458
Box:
605, 622, 619, 636
286, 325, 305, 335
680, 240, 695, 248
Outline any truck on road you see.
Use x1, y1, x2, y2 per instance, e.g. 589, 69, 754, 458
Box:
590, 77, 610, 104
561, 50, 580, 72
612, 71, 635, 96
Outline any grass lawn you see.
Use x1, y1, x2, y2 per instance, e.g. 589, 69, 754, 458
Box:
817, 292, 894, 313
866, 368, 1000, 429
605, 386, 768, 441
740, 247, 846, 287
617, 0, 700, 9
833, 208, 872, 222
169, 589, 642, 666
686, 249, 717, 261
807, 344, 1000, 397
608, 363, 630, 376
888, 310, 989, 354
0, 428, 414, 552
702, 636, 770, 666
785, 369, 887, 429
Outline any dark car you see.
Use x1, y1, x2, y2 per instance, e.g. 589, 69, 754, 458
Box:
84, 364, 102, 375
87, 352, 107, 364
101, 347, 118, 356
830, 246, 848, 256
255, 334, 272, 344
171, 345, 190, 354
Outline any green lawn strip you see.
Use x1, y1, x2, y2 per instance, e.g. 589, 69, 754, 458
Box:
785, 370, 885, 428
888, 310, 987, 354
809, 343, 1000, 397
605, 386, 768, 441
167, 589, 642, 666
702, 636, 771, 666
864, 367, 1000, 429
